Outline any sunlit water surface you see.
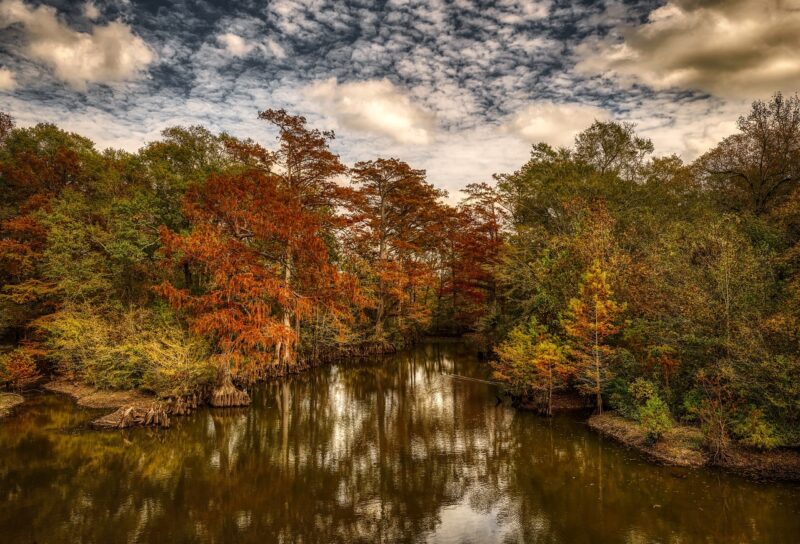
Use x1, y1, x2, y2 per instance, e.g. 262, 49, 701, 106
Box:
1, 341, 799, 543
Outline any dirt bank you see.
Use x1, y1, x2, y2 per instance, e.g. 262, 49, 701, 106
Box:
44, 380, 152, 409
719, 446, 800, 481
588, 413, 705, 467
0, 393, 24, 418
589, 412, 800, 481
43, 380, 194, 429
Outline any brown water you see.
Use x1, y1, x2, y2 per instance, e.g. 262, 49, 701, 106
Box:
1, 341, 798, 543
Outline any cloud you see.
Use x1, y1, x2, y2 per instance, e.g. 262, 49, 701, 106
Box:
83, 2, 100, 21
0, 0, 763, 195
217, 33, 254, 56
615, 96, 742, 160
0, 67, 16, 90
413, 129, 530, 201
504, 102, 611, 148
491, 0, 551, 23
264, 39, 286, 59
306, 78, 435, 145
0, 0, 154, 90
576, 0, 800, 99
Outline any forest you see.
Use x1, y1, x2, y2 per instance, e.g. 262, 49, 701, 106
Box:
2, 92, 800, 461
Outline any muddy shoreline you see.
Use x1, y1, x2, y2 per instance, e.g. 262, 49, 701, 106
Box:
43, 380, 200, 429
589, 413, 800, 482
0, 392, 24, 418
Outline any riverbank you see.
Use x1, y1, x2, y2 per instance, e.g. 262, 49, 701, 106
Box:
36, 340, 406, 428
43, 380, 196, 428
589, 413, 800, 481
517, 391, 592, 413
0, 392, 24, 418
588, 413, 705, 467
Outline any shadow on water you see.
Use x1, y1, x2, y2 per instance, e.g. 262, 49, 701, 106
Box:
1, 340, 799, 543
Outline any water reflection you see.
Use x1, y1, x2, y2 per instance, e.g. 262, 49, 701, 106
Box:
1, 341, 798, 543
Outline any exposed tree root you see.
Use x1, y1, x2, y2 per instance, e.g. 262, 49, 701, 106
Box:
210, 372, 251, 407
168, 393, 202, 415
93, 402, 171, 429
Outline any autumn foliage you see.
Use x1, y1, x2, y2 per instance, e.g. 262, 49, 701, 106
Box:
562, 260, 625, 414
3, 93, 800, 458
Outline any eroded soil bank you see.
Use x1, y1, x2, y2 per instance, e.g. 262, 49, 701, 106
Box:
0, 392, 23, 418
43, 380, 201, 429
589, 413, 800, 481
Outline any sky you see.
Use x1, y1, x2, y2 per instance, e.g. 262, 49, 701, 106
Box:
1, 0, 799, 198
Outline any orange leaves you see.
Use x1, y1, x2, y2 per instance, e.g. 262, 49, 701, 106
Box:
157, 170, 299, 377
564, 260, 625, 345
158, 110, 365, 374
348, 158, 447, 339
493, 319, 571, 414
0, 344, 43, 390
258, 108, 347, 210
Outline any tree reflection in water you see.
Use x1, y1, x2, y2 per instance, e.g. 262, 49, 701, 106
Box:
1, 341, 799, 543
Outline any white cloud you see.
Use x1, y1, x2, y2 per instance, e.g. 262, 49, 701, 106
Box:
616, 97, 742, 161
504, 101, 611, 147
264, 39, 286, 59
576, 0, 800, 99
0, 0, 154, 90
217, 33, 254, 56
306, 78, 435, 145
0, 67, 16, 90
492, 0, 551, 23
414, 129, 529, 200
83, 1, 100, 21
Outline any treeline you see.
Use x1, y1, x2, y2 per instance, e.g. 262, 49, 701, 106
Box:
0, 109, 498, 405
2, 92, 800, 456
490, 93, 800, 458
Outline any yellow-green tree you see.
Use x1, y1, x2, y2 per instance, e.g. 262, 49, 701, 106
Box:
493, 318, 571, 415
562, 260, 625, 414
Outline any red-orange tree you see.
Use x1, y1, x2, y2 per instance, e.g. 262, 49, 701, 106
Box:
257, 109, 353, 364
158, 170, 296, 392
440, 183, 504, 332
349, 158, 446, 343
158, 112, 362, 396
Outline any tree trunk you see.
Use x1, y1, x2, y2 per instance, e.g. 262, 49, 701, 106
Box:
594, 306, 602, 415
375, 235, 387, 339
277, 248, 293, 369
210, 360, 250, 407
595, 360, 602, 415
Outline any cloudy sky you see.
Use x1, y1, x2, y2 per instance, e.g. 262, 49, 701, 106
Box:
1, 0, 799, 197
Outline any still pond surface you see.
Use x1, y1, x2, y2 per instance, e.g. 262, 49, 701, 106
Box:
1, 341, 799, 543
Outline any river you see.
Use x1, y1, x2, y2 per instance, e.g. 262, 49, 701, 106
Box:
1, 340, 798, 543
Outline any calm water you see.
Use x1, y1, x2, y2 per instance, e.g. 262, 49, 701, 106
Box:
1, 341, 799, 544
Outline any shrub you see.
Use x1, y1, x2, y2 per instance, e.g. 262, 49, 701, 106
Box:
609, 377, 661, 422
734, 408, 781, 450
680, 389, 702, 423
629, 378, 658, 406
38, 305, 214, 395
139, 328, 215, 398
639, 395, 673, 444
38, 307, 142, 389
0, 345, 42, 390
